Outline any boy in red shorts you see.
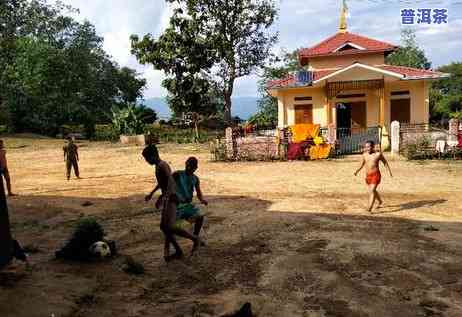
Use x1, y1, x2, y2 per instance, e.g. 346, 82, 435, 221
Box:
354, 140, 393, 212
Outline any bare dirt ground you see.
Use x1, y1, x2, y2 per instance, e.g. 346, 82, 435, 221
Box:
1, 136, 462, 317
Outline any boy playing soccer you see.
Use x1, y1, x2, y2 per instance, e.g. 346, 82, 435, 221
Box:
354, 140, 393, 212
172, 157, 208, 252
142, 145, 201, 261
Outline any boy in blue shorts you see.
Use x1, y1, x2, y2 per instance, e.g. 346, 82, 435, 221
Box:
172, 157, 208, 253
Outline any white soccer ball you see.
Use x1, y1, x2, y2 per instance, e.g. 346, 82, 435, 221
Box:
89, 241, 111, 258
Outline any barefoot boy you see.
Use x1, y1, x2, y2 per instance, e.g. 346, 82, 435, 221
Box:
63, 137, 80, 180
142, 145, 201, 261
354, 140, 393, 212
172, 157, 208, 253
0, 140, 14, 196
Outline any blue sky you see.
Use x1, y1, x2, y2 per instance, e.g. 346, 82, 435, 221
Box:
63, 0, 462, 98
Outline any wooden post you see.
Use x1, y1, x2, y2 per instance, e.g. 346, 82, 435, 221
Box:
327, 123, 337, 144
379, 87, 385, 126
325, 97, 331, 125
379, 87, 390, 151
391, 120, 400, 158
225, 127, 235, 160
448, 118, 460, 145
0, 170, 13, 269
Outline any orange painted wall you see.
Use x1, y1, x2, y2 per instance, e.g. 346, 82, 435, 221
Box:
275, 79, 430, 129
308, 53, 385, 69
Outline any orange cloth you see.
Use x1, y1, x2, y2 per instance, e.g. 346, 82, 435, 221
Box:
290, 124, 320, 143
365, 170, 381, 185
309, 144, 331, 160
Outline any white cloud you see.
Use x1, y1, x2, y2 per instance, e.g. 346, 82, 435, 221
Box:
141, 67, 168, 98
155, 4, 174, 36
58, 0, 462, 97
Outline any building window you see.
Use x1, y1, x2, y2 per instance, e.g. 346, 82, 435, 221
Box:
294, 96, 312, 101
391, 91, 410, 96
294, 104, 313, 124
391, 99, 411, 123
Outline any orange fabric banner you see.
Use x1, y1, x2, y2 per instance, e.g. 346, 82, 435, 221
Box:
309, 144, 331, 160
290, 124, 320, 143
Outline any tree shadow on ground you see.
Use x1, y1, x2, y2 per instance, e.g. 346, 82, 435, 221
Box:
375, 199, 447, 214
78, 174, 140, 180
1, 193, 462, 317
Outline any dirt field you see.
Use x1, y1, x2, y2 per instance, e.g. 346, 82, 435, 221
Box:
1, 136, 462, 317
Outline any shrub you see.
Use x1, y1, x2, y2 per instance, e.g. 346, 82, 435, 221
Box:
111, 104, 145, 136
83, 120, 96, 139
60, 124, 85, 137
210, 138, 228, 161
55, 217, 105, 261
144, 123, 220, 144
0, 125, 7, 134
404, 136, 433, 160
94, 124, 118, 141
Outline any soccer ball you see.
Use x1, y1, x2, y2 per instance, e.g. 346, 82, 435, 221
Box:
89, 241, 111, 258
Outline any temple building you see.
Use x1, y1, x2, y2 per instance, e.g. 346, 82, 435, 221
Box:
267, 2, 449, 149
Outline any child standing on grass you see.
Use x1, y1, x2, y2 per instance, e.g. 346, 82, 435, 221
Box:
354, 140, 393, 213
63, 137, 80, 180
0, 140, 15, 196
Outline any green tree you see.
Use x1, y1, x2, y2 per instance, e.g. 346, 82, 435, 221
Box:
134, 104, 157, 124
1, 0, 147, 134
111, 104, 155, 135
248, 50, 299, 126
131, 8, 219, 119
386, 29, 431, 69
131, 0, 278, 123
117, 67, 147, 104
430, 62, 462, 122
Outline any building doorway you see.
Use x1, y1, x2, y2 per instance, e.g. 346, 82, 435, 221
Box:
336, 101, 366, 129
336, 103, 351, 129
391, 98, 411, 123
335, 101, 379, 154
294, 104, 313, 124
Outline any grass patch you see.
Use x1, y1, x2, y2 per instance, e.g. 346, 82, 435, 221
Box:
122, 256, 145, 275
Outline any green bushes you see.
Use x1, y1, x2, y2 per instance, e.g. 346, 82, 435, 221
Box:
60, 124, 85, 136
94, 124, 118, 141
0, 125, 7, 134
144, 124, 221, 144
55, 217, 105, 261
404, 136, 432, 160
209, 139, 227, 161
92, 123, 221, 143
404, 136, 462, 160
111, 104, 145, 136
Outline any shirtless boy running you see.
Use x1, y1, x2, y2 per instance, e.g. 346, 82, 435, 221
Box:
354, 140, 393, 212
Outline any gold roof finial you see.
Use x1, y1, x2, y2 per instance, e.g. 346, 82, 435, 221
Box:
339, 0, 348, 33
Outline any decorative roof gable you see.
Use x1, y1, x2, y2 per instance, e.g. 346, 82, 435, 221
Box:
299, 32, 397, 63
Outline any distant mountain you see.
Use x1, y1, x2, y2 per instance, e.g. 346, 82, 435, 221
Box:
143, 96, 260, 120
143, 98, 171, 119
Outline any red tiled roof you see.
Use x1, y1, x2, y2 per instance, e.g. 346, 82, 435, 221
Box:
267, 64, 449, 89
299, 32, 397, 60
376, 65, 448, 79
